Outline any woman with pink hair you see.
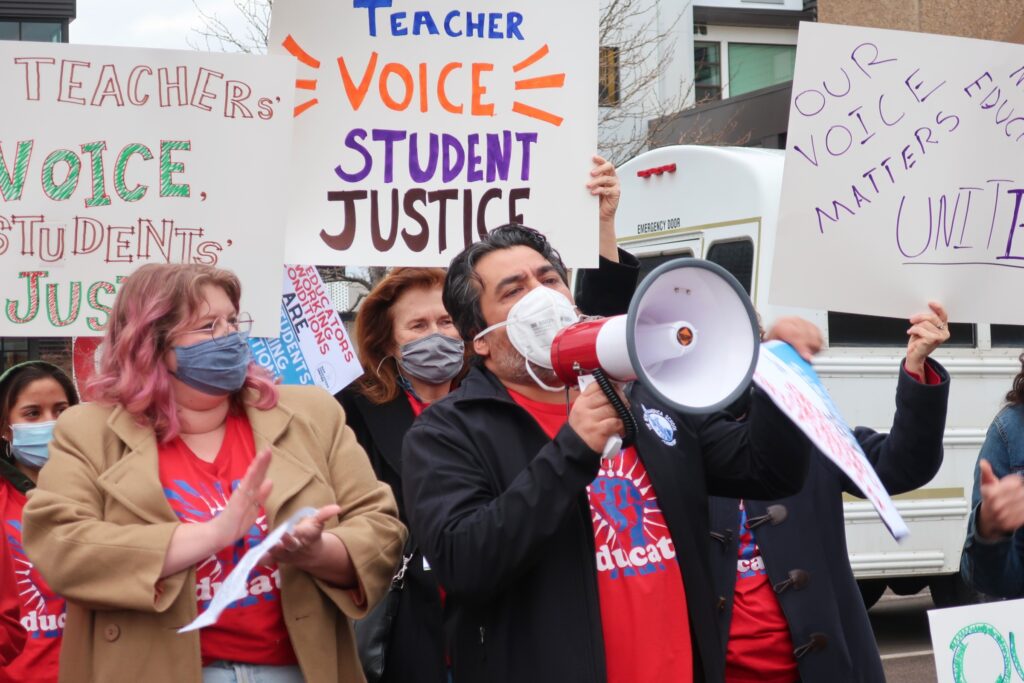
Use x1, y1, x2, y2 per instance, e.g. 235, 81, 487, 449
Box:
21, 263, 406, 683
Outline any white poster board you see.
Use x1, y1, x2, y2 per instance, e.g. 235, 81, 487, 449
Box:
268, 0, 599, 267
248, 265, 363, 394
929, 598, 1024, 682
0, 43, 295, 337
753, 341, 908, 539
771, 22, 1024, 324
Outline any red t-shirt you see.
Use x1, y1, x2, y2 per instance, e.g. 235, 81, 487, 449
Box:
0, 478, 64, 683
725, 501, 798, 683
158, 413, 297, 666
0, 525, 25, 667
508, 389, 693, 683
404, 390, 428, 418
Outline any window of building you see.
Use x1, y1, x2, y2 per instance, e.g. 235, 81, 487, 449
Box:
706, 240, 754, 294
599, 46, 620, 107
727, 43, 796, 97
0, 338, 30, 372
21, 21, 62, 42
694, 41, 722, 102
0, 20, 62, 42
827, 312, 976, 348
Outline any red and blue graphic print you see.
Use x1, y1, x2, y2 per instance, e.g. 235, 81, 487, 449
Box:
587, 448, 693, 683
1, 480, 64, 683
736, 503, 767, 579
590, 450, 675, 580
158, 413, 296, 666
725, 501, 798, 683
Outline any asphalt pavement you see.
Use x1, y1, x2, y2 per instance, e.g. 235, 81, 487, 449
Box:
870, 589, 939, 682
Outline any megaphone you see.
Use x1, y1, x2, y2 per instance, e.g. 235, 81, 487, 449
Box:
551, 258, 760, 453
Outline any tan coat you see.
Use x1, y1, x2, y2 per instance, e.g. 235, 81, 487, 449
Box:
22, 385, 406, 683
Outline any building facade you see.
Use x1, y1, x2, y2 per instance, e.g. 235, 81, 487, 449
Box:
598, 0, 813, 161
0, 0, 76, 374
638, 0, 1024, 149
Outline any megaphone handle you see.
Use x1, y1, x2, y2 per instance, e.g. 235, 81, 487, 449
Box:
602, 435, 623, 460
577, 370, 637, 460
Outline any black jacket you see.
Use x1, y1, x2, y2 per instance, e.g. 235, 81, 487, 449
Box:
339, 388, 448, 683
335, 251, 640, 682
708, 361, 949, 682
401, 362, 811, 683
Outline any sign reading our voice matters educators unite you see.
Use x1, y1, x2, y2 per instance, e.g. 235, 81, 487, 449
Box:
0, 43, 295, 337
268, 0, 599, 268
770, 23, 1024, 324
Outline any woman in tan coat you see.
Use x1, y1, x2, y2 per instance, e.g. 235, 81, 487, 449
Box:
22, 263, 406, 683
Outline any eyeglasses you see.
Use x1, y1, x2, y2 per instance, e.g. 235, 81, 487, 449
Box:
180, 313, 253, 343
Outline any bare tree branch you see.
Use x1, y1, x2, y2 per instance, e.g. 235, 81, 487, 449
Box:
188, 0, 273, 54
598, 0, 696, 165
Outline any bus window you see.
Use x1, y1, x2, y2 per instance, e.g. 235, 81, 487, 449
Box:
827, 312, 976, 348
706, 239, 754, 295
637, 251, 694, 281
992, 325, 1024, 348
572, 250, 694, 303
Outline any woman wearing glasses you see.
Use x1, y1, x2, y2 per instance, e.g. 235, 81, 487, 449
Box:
21, 263, 406, 683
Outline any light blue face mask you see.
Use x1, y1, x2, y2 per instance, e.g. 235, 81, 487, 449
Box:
10, 420, 56, 469
172, 332, 252, 396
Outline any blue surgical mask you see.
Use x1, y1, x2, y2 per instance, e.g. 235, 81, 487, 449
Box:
172, 332, 252, 395
10, 420, 56, 469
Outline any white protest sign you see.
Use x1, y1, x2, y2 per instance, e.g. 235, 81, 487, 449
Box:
928, 598, 1024, 682
248, 265, 363, 394
770, 22, 1024, 324
268, 0, 599, 267
753, 340, 908, 539
0, 43, 295, 337
179, 506, 317, 633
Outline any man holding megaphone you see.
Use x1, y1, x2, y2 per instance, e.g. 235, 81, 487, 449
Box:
401, 223, 816, 683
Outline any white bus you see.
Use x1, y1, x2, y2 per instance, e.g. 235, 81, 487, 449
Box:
606, 144, 1020, 607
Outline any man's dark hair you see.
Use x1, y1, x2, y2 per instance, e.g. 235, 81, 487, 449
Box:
444, 223, 569, 341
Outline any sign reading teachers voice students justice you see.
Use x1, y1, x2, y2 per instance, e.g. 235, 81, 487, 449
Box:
771, 23, 1024, 324
0, 43, 295, 337
268, 0, 599, 267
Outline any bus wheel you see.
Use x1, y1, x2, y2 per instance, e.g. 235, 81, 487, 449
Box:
857, 579, 887, 610
929, 573, 981, 608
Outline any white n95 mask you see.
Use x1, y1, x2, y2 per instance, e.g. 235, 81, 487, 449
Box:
475, 286, 579, 391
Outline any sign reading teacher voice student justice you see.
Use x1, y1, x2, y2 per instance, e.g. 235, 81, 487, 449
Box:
770, 23, 1024, 324
0, 43, 296, 337
269, 0, 599, 267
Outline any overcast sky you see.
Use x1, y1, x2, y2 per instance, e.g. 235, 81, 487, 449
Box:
71, 0, 257, 51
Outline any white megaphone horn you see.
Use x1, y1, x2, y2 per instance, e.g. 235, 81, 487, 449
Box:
550, 258, 760, 455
